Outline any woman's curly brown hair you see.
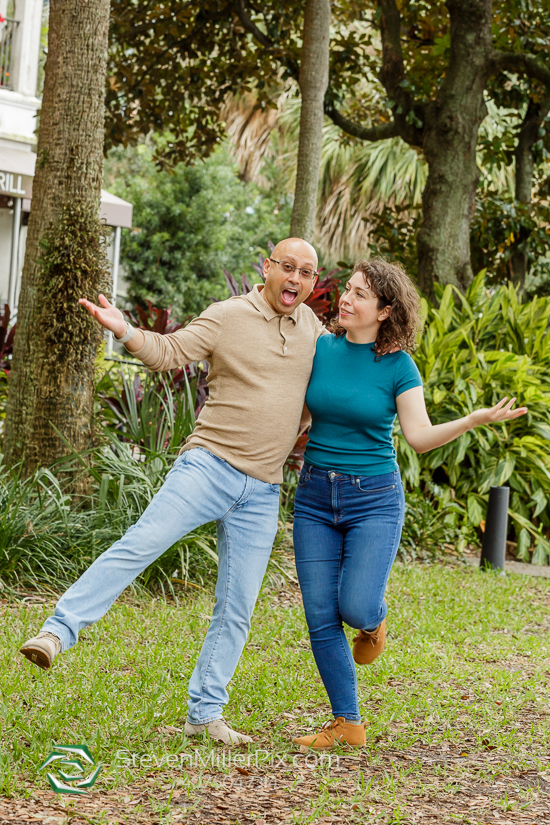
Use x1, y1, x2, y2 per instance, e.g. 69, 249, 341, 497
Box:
329, 258, 423, 357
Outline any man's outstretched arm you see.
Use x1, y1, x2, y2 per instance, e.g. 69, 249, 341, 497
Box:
79, 294, 224, 370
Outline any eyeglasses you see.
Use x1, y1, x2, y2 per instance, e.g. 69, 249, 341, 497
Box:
269, 258, 318, 280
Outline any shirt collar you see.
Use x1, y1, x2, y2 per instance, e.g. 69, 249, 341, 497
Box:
245, 284, 299, 323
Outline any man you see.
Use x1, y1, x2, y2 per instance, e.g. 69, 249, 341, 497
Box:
20, 238, 324, 745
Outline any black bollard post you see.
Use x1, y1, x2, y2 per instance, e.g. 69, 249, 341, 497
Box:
480, 486, 510, 572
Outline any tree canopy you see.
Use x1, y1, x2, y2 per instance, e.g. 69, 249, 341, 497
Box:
106, 1, 550, 295
107, 1, 550, 164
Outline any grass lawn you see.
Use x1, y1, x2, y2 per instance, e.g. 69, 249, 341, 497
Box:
1, 555, 550, 824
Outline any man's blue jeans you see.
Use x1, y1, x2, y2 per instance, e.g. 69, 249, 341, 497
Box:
42, 447, 280, 724
293, 463, 404, 721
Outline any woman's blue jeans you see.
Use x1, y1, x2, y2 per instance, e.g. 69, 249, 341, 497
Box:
293, 463, 405, 721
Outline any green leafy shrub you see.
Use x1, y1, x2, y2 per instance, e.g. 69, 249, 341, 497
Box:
0, 361, 296, 594
97, 368, 197, 455
0, 445, 218, 595
400, 485, 478, 562
398, 273, 550, 564
471, 191, 550, 287
0, 365, 219, 594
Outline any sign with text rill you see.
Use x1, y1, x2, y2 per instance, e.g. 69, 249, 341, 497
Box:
0, 171, 32, 198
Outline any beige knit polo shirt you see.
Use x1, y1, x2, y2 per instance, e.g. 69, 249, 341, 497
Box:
130, 285, 326, 483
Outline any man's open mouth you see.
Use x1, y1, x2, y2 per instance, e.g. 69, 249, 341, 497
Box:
281, 288, 299, 306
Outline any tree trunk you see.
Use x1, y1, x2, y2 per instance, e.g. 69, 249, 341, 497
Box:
289, 0, 330, 241
416, 0, 493, 298
3, 0, 111, 477
509, 97, 550, 288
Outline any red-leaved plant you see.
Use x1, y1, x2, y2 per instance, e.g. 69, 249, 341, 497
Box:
122, 301, 209, 413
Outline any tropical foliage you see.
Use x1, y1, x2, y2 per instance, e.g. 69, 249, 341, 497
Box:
98, 370, 197, 456
400, 487, 477, 563
106, 1, 550, 171
106, 0, 550, 294
0, 354, 476, 594
471, 190, 550, 289
398, 273, 550, 563
2, 268, 549, 586
224, 92, 428, 265
0, 360, 221, 595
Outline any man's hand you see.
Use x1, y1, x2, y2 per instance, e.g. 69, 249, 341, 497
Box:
468, 397, 528, 428
79, 294, 127, 339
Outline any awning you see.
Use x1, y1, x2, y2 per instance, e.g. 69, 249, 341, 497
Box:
0, 147, 133, 228
99, 189, 133, 229
0, 147, 34, 198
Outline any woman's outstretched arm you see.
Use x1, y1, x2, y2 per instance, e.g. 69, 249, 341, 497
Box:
396, 386, 528, 454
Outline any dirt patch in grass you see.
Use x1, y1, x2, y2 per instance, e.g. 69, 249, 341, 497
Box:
2, 736, 550, 825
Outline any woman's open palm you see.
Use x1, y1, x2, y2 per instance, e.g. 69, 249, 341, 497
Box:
79, 294, 126, 338
469, 397, 528, 428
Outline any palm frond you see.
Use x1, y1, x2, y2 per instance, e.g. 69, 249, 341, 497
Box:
222, 91, 291, 187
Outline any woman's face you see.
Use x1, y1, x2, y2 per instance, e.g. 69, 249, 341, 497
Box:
338, 271, 390, 340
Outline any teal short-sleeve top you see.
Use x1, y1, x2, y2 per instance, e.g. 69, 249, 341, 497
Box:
304, 333, 423, 477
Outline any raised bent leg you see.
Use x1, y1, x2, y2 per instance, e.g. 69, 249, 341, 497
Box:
187, 474, 280, 725
41, 449, 245, 650
338, 483, 405, 633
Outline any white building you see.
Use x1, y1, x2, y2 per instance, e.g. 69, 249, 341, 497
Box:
0, 0, 132, 313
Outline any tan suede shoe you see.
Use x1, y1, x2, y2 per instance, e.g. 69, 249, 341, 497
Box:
293, 717, 366, 752
184, 719, 252, 746
20, 631, 62, 670
353, 617, 386, 664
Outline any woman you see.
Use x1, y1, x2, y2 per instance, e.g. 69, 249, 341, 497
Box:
292, 258, 527, 751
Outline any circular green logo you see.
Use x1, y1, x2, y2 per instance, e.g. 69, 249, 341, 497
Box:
38, 744, 102, 794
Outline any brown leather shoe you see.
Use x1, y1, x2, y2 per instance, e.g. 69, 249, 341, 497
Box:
353, 617, 386, 664
292, 717, 366, 752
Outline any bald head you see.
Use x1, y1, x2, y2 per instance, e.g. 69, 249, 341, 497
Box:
271, 238, 318, 270
261, 237, 319, 316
